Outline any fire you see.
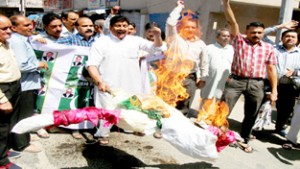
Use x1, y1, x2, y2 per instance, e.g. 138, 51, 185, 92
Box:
154, 44, 194, 107
197, 98, 229, 128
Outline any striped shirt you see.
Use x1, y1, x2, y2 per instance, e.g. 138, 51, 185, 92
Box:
275, 45, 300, 83
57, 33, 95, 47
231, 34, 277, 78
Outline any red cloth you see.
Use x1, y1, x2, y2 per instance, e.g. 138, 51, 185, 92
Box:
53, 107, 120, 127
207, 126, 236, 152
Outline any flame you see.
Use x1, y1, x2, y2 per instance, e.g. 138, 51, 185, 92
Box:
154, 45, 194, 107
197, 98, 229, 128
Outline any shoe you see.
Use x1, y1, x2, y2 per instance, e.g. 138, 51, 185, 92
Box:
282, 140, 299, 150
23, 144, 42, 153
71, 131, 83, 139
274, 130, 287, 137
7, 151, 21, 159
0, 162, 21, 169
36, 128, 49, 138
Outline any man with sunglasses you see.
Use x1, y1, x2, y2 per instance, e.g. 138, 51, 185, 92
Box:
0, 15, 22, 169
221, 0, 278, 153
166, 0, 208, 115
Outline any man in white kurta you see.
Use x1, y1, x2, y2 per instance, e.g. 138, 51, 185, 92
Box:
201, 29, 234, 99
86, 15, 163, 144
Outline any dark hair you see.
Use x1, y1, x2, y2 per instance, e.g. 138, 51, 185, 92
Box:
9, 15, 23, 26
281, 29, 298, 37
109, 15, 129, 27
144, 22, 160, 31
128, 22, 136, 28
61, 11, 77, 20
74, 17, 91, 26
90, 13, 106, 24
216, 28, 230, 37
246, 22, 265, 29
42, 13, 61, 26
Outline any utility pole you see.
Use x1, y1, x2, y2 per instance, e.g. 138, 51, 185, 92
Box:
275, 0, 294, 43
20, 0, 26, 16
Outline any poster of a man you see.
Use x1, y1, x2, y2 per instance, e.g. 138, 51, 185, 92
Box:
43, 51, 55, 62
62, 88, 74, 98
73, 55, 83, 66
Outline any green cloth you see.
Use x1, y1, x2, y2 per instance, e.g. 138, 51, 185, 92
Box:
118, 95, 162, 128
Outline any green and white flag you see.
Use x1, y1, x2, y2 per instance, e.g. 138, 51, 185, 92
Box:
31, 42, 94, 129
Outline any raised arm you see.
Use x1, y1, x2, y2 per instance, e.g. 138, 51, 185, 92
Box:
222, 0, 239, 37
166, 0, 184, 39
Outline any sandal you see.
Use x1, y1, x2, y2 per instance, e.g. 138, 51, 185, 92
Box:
282, 141, 298, 150
99, 137, 109, 145
72, 131, 83, 139
236, 141, 254, 153
37, 128, 50, 138
153, 131, 162, 139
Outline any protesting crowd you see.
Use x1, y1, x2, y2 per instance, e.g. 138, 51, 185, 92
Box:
1, 0, 300, 168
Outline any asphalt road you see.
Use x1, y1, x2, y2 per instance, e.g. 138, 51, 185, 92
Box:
10, 92, 300, 169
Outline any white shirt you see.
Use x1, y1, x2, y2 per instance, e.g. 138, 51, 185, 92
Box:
60, 25, 77, 38
201, 42, 234, 99
86, 33, 162, 108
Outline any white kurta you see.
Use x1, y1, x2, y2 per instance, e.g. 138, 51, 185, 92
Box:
201, 43, 234, 99
86, 33, 161, 108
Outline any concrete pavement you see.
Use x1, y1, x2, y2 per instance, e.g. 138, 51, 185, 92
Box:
10, 93, 300, 169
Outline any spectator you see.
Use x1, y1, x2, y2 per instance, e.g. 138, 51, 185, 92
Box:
61, 11, 79, 38
0, 14, 22, 169
200, 28, 234, 100
274, 30, 300, 137
9, 15, 48, 151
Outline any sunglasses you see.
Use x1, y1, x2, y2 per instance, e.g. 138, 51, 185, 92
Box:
0, 26, 11, 31
178, 12, 199, 20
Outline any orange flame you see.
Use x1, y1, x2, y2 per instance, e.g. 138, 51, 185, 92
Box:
154, 45, 194, 107
197, 98, 229, 128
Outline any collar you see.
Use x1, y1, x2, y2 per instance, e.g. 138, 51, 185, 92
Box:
12, 33, 29, 41
109, 32, 126, 42
75, 33, 94, 43
215, 42, 230, 49
278, 44, 300, 53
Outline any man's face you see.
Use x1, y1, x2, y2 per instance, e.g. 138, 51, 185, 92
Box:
282, 32, 298, 48
181, 20, 197, 40
63, 12, 79, 30
127, 25, 136, 35
66, 88, 72, 95
0, 16, 12, 43
75, 56, 81, 62
76, 18, 94, 39
217, 30, 230, 46
245, 26, 264, 44
145, 29, 154, 41
110, 21, 128, 40
46, 52, 53, 58
12, 16, 33, 37
44, 19, 62, 39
